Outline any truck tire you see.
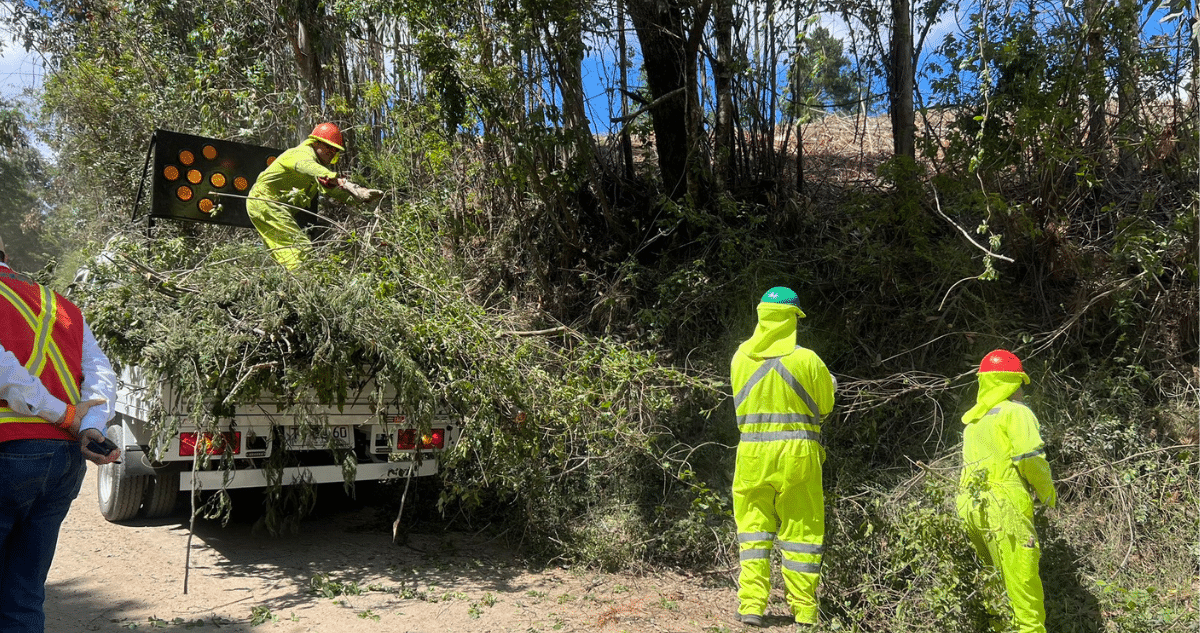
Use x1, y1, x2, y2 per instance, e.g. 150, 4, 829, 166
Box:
140, 465, 181, 518
97, 427, 149, 522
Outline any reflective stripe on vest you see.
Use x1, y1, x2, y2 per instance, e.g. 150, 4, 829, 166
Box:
737, 412, 815, 427
734, 357, 822, 444
739, 430, 821, 443
733, 357, 820, 415
0, 273, 83, 423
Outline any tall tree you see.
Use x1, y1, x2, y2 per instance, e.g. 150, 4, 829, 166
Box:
786, 26, 856, 120
713, 0, 735, 189
888, 0, 915, 162
626, 0, 704, 198
618, 0, 635, 181
1113, 0, 1142, 179
786, 25, 857, 194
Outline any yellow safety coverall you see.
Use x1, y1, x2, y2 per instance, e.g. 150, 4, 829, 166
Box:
956, 371, 1057, 633
247, 139, 353, 269
731, 300, 835, 625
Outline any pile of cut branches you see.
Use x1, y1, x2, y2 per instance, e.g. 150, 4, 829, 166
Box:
77, 211, 729, 564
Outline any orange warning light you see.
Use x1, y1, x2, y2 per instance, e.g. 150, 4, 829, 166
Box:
163, 165, 180, 181
186, 169, 202, 184
179, 150, 195, 166
202, 145, 217, 160
176, 186, 193, 201
198, 198, 215, 214
210, 172, 226, 188
234, 176, 249, 191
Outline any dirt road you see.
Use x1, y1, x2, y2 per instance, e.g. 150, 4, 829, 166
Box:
46, 466, 747, 632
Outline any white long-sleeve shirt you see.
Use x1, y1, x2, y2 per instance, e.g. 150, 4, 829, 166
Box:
0, 262, 117, 436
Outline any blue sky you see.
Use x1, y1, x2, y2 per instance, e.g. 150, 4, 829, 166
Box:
0, 0, 1189, 142
576, 1, 1191, 133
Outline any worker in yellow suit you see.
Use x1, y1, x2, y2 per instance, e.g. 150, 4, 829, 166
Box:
731, 287, 836, 627
957, 349, 1057, 633
247, 122, 381, 269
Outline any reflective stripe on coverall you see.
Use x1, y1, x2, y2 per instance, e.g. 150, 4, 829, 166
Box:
247, 139, 353, 269
732, 302, 835, 625
956, 373, 1056, 633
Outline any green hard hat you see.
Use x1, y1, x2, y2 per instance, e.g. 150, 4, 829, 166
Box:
760, 286, 800, 307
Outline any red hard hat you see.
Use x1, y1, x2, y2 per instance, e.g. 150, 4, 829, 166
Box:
308, 122, 345, 151
978, 349, 1023, 374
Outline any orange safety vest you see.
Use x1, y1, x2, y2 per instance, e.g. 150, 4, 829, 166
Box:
0, 268, 84, 442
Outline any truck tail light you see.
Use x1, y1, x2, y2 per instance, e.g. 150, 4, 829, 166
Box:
397, 429, 445, 450
427, 428, 445, 449
180, 432, 241, 456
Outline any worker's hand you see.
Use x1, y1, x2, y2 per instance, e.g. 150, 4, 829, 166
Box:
56, 398, 106, 436
80, 427, 121, 465
362, 188, 383, 202
318, 175, 343, 189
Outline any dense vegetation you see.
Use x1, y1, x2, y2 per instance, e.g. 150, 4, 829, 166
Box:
3, 0, 1195, 631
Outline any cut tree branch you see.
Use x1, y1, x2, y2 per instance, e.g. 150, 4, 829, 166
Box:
930, 188, 1014, 264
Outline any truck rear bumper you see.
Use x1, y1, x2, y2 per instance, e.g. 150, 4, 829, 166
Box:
184, 460, 438, 490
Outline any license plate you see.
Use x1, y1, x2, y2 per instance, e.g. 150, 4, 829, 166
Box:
284, 425, 351, 449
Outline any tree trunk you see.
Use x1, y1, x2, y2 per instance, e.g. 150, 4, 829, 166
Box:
764, 0, 779, 178
683, 0, 712, 202
888, 0, 914, 162
618, 0, 634, 181
545, 14, 618, 232
795, 121, 805, 196
626, 0, 690, 198
1084, 0, 1108, 158
713, 0, 734, 190
1114, 0, 1141, 179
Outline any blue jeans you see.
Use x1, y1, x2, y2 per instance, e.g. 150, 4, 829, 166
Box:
0, 440, 86, 633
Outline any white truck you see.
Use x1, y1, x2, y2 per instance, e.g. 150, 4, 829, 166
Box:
88, 129, 461, 522
97, 365, 459, 522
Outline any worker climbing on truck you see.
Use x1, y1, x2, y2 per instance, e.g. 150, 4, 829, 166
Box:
247, 122, 382, 269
